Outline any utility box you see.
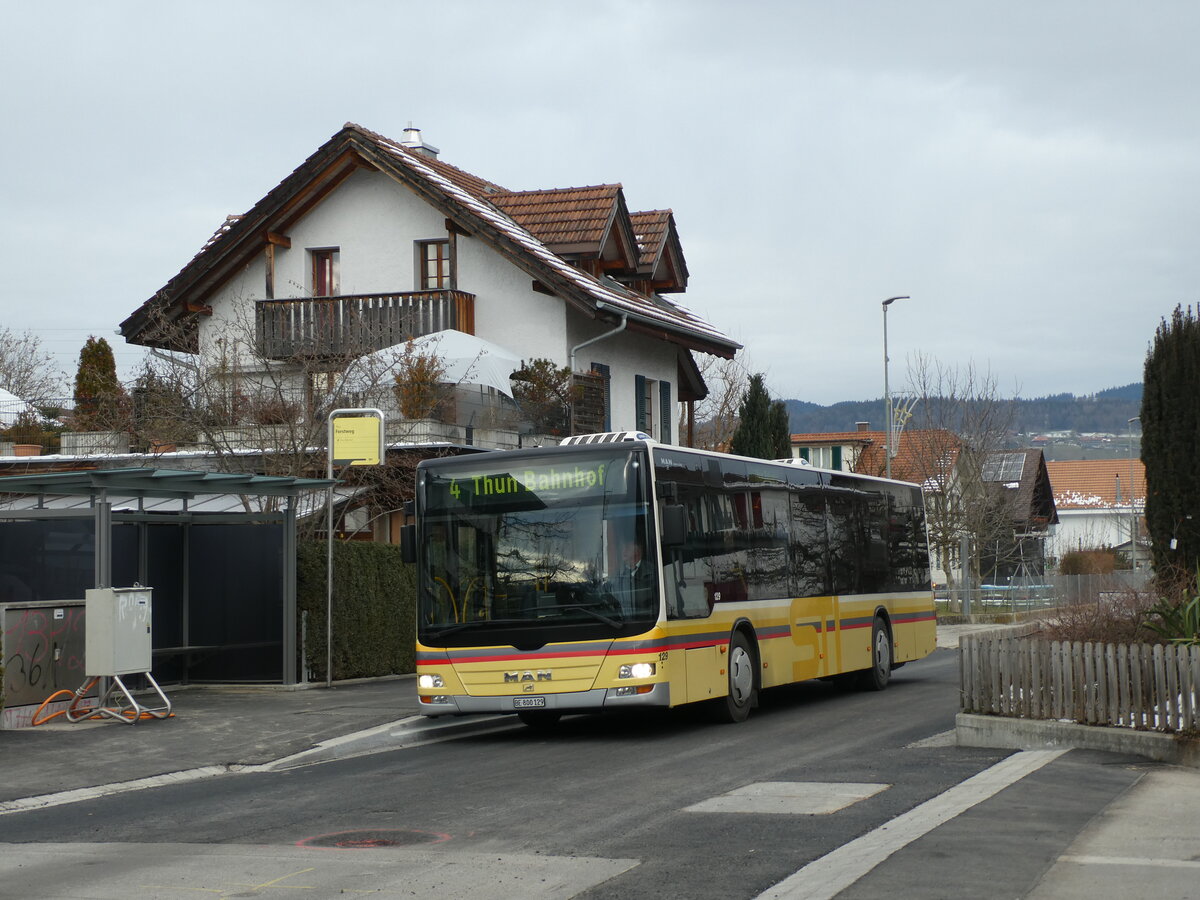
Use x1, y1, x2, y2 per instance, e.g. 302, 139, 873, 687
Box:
85, 587, 153, 676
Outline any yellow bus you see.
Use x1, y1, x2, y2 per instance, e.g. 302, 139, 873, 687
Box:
406, 433, 936, 725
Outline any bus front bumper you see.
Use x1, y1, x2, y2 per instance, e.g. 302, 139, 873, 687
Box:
418, 682, 671, 716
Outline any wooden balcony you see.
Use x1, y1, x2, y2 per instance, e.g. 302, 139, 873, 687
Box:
255, 290, 475, 360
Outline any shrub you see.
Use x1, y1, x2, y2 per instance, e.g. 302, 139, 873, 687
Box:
1041, 586, 1161, 644
296, 540, 416, 681
1059, 549, 1116, 575
1143, 568, 1200, 646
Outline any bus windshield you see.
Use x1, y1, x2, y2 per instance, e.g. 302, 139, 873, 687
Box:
417, 448, 656, 644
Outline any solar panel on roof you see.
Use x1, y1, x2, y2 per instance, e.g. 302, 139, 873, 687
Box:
983, 452, 1026, 482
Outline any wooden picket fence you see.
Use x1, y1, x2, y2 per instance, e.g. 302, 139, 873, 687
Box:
961, 630, 1200, 733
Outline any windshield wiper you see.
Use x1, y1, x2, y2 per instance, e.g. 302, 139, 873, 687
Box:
424, 617, 528, 638
563, 605, 623, 628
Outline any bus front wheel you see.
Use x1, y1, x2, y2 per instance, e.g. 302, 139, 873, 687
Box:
714, 632, 757, 723
859, 617, 892, 692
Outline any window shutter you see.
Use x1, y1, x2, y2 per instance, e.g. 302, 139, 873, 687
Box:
832, 446, 843, 471
635, 374, 646, 431
592, 362, 611, 431
660, 381, 672, 444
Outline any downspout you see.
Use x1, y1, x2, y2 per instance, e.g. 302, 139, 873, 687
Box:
569, 302, 628, 372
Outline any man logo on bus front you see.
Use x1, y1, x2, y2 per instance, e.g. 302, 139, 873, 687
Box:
504, 670, 552, 683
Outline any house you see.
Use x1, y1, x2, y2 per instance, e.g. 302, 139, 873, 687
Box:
788, 423, 876, 471
1045, 458, 1147, 566
119, 123, 739, 449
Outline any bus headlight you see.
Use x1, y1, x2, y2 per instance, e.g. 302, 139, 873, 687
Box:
418, 674, 445, 689
618, 662, 656, 679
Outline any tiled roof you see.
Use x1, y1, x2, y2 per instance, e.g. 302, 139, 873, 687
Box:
630, 209, 670, 268
851, 429, 962, 485
412, 152, 508, 198
359, 126, 734, 351
488, 185, 621, 249
1046, 459, 1146, 509
122, 123, 738, 358
791, 431, 876, 445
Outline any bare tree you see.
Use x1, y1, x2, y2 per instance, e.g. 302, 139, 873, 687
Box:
686, 353, 750, 451
127, 300, 507, 534
0, 327, 65, 402
903, 353, 1020, 590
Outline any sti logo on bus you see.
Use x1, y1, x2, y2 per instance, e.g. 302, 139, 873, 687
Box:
505, 670, 552, 683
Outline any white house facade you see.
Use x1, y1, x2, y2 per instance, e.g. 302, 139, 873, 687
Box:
121, 124, 737, 448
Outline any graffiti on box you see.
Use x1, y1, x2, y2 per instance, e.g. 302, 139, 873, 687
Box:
2, 604, 88, 708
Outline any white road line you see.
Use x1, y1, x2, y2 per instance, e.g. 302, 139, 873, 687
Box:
0, 766, 229, 816
1059, 855, 1200, 869
756, 750, 1066, 900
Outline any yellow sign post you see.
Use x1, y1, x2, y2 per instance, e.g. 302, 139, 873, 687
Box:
324, 408, 385, 687
332, 415, 382, 466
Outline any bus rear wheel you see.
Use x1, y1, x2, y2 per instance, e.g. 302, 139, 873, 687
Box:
714, 632, 757, 723
858, 617, 892, 692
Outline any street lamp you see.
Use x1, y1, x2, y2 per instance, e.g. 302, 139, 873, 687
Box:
882, 295, 910, 480
1128, 415, 1140, 570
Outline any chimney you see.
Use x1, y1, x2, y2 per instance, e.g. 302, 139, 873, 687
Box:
401, 123, 440, 159
856, 421, 870, 432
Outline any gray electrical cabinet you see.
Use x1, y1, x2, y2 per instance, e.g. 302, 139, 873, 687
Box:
85, 586, 153, 676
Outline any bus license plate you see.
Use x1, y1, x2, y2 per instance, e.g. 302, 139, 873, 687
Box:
513, 697, 546, 709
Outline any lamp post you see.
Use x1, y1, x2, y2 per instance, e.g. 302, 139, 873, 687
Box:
1128, 415, 1140, 570
882, 295, 909, 480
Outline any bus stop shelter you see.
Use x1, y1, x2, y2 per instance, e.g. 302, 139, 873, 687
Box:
0, 468, 333, 689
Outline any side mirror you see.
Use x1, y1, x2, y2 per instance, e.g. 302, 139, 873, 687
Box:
400, 524, 416, 564
660, 504, 687, 547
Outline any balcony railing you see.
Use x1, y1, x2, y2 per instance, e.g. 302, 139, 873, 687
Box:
256, 290, 475, 359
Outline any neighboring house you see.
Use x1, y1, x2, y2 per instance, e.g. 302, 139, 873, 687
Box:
119, 123, 738, 448
1046, 458, 1147, 566
788, 423, 875, 471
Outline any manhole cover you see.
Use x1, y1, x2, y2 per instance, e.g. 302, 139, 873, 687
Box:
298, 828, 448, 849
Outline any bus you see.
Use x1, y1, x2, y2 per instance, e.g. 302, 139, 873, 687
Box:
405, 433, 936, 725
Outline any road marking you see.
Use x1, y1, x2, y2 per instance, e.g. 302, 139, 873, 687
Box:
1059, 855, 1200, 869
685, 782, 889, 815
905, 729, 956, 748
756, 749, 1066, 900
0, 766, 229, 816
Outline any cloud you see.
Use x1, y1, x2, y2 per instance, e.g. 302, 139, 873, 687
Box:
1, 0, 1196, 404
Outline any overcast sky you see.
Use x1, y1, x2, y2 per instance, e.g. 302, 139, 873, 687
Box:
2, 1, 1195, 405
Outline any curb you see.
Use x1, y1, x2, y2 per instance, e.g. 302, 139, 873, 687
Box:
956, 712, 1200, 767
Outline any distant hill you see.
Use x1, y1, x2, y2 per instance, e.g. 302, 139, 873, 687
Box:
785, 383, 1143, 436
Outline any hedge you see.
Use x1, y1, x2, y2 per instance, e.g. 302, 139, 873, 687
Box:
296, 540, 416, 682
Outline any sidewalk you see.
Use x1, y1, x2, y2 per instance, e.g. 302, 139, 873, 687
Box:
0, 677, 435, 805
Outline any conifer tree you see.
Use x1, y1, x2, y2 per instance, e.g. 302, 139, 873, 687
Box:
1142, 304, 1200, 578
73, 336, 128, 430
731, 373, 783, 459
768, 399, 792, 459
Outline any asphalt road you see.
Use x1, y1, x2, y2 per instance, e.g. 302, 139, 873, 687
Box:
0, 648, 1151, 899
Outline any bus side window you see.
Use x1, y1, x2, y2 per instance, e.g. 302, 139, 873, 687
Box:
663, 491, 715, 619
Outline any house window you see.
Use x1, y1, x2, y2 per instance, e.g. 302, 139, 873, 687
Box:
591, 362, 611, 431
310, 248, 339, 296
635, 374, 657, 439
416, 239, 452, 290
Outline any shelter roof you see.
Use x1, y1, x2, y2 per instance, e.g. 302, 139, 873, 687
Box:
0, 467, 333, 501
